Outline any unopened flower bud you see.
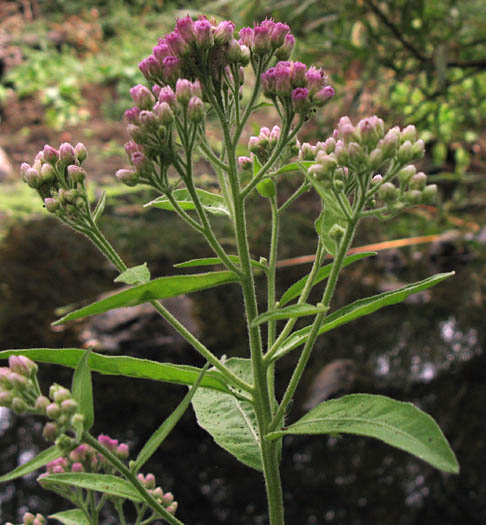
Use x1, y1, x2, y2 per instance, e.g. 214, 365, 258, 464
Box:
162, 492, 175, 505
347, 142, 365, 166
39, 163, 55, 183
275, 33, 295, 60
371, 174, 383, 186
59, 143, 76, 165
42, 145, 59, 165
411, 139, 425, 159
71, 462, 84, 473
9, 355, 38, 377
61, 398, 78, 414
127, 124, 145, 144
116, 168, 139, 187
316, 152, 337, 174
291, 87, 310, 114
379, 182, 398, 203
308, 163, 326, 180
313, 85, 335, 107
67, 165, 86, 183
380, 127, 400, 158
398, 165, 416, 184
253, 25, 271, 55
9, 371, 28, 389
409, 172, 427, 191
50, 385, 71, 403
35, 395, 50, 413
117, 443, 129, 459
368, 148, 383, 171
214, 20, 235, 45
401, 125, 417, 144
24, 168, 41, 188
175, 79, 193, 106
187, 96, 205, 122
300, 143, 316, 160
0, 391, 13, 407
397, 140, 413, 164
139, 110, 158, 129
22, 512, 36, 525
227, 39, 243, 63
194, 19, 214, 49
0, 367, 11, 388
11, 397, 28, 413
422, 184, 437, 203
152, 487, 164, 499
405, 189, 422, 204
238, 156, 252, 170
74, 143, 88, 163
145, 473, 156, 488
44, 198, 59, 213
46, 402, 61, 419
329, 224, 345, 241
130, 84, 155, 110
153, 101, 174, 125
158, 86, 178, 111
167, 502, 178, 514
239, 45, 251, 66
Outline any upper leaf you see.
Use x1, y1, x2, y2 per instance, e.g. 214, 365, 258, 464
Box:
174, 255, 266, 272
71, 349, 94, 431
191, 358, 262, 471
53, 271, 239, 325
0, 349, 230, 393
266, 394, 459, 474
50, 509, 91, 525
145, 188, 230, 216
251, 303, 328, 328
0, 445, 62, 482
273, 272, 454, 360
276, 160, 314, 175
114, 263, 151, 285
279, 252, 376, 307
132, 364, 209, 473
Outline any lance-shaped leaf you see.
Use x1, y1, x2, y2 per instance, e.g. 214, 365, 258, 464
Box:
279, 252, 376, 307
132, 364, 209, 473
251, 304, 329, 328
174, 255, 266, 272
39, 473, 144, 501
71, 349, 94, 431
0, 349, 230, 393
273, 272, 454, 361
276, 160, 314, 174
114, 263, 151, 285
50, 509, 91, 525
53, 271, 239, 325
145, 188, 230, 216
192, 358, 262, 471
92, 191, 106, 223
0, 445, 62, 482
266, 394, 459, 474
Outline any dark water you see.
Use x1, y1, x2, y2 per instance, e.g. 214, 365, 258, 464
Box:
0, 211, 485, 524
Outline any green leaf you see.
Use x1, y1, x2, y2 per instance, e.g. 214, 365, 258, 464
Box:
0, 349, 230, 393
314, 196, 349, 256
174, 255, 266, 272
253, 154, 263, 178
192, 358, 262, 471
251, 303, 328, 328
114, 263, 151, 285
92, 191, 106, 223
50, 509, 91, 525
71, 349, 94, 431
39, 473, 144, 502
266, 394, 459, 474
0, 445, 62, 482
133, 363, 209, 473
273, 272, 454, 360
53, 271, 239, 325
276, 161, 314, 174
145, 188, 230, 216
279, 252, 376, 307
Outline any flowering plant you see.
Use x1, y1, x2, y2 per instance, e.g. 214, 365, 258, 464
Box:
1, 15, 458, 525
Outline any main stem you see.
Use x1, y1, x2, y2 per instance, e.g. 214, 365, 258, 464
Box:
214, 95, 285, 524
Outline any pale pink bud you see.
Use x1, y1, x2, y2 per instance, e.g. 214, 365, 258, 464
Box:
40, 163, 55, 183
313, 85, 335, 107
116, 168, 139, 187
71, 462, 84, 473
59, 143, 76, 165
67, 165, 86, 183
9, 355, 37, 377
74, 142, 88, 163
42, 145, 59, 165
187, 96, 205, 122
175, 79, 192, 106
238, 156, 252, 170
214, 20, 235, 45
291, 87, 310, 114
42, 422, 60, 441
46, 402, 61, 419
44, 198, 59, 213
275, 33, 295, 60
194, 19, 214, 49
129, 84, 155, 110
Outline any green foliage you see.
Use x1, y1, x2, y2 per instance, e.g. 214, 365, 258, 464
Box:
0, 446, 62, 482
267, 394, 459, 473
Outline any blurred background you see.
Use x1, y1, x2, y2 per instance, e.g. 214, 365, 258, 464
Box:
0, 0, 485, 523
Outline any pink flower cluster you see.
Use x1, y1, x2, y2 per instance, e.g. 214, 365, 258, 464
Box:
139, 15, 250, 86
261, 61, 334, 114
238, 19, 294, 58
137, 472, 178, 514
